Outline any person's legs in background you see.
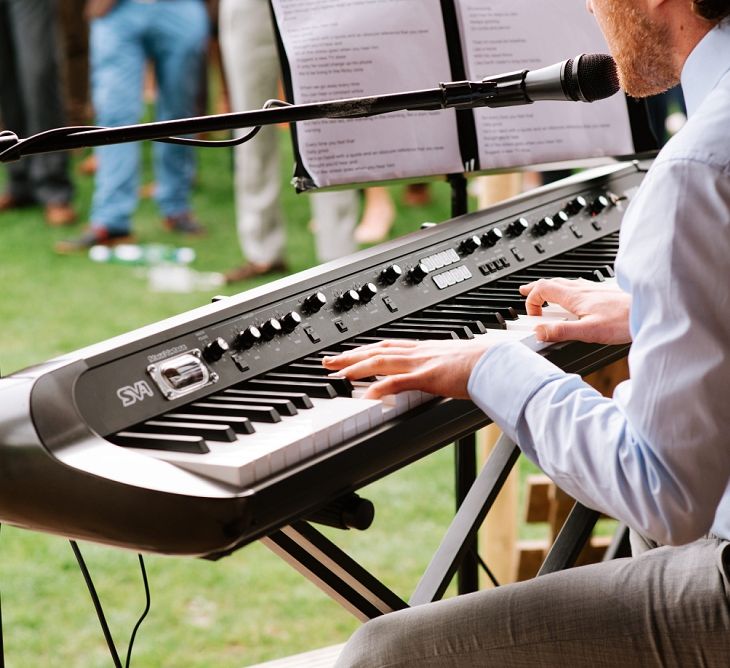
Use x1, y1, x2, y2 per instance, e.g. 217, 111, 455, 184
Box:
0, 0, 75, 225
148, 0, 209, 234
219, 0, 288, 281
58, 0, 145, 251
310, 190, 358, 263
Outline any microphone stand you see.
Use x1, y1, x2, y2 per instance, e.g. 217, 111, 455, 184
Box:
0, 73, 522, 598
0, 79, 501, 162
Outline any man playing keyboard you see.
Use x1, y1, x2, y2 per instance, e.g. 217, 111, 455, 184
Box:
324, 0, 730, 664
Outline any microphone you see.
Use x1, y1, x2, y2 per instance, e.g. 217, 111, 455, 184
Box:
0, 53, 621, 163
479, 53, 620, 107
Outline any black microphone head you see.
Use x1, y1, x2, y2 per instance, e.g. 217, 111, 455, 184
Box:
564, 53, 620, 102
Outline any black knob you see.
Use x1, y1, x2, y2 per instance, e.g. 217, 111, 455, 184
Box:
260, 318, 283, 340
507, 217, 529, 237
302, 291, 327, 314
481, 227, 503, 247
336, 289, 360, 311
458, 235, 482, 255
379, 264, 403, 286
533, 216, 555, 236
407, 261, 430, 284
358, 282, 378, 303
203, 337, 229, 363
565, 196, 587, 216
234, 325, 262, 350
281, 311, 302, 333
552, 211, 570, 229
589, 195, 610, 216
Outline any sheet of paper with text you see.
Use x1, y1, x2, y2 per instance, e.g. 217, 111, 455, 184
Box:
454, 0, 634, 169
271, 0, 463, 187
271, 0, 637, 187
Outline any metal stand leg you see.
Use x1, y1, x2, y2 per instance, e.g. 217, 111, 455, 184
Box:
454, 433, 479, 594
603, 522, 631, 561
537, 502, 601, 576
412, 434, 520, 605
260, 520, 408, 622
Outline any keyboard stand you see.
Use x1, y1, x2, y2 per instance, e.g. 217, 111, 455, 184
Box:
261, 521, 408, 621
260, 343, 632, 621
260, 432, 587, 622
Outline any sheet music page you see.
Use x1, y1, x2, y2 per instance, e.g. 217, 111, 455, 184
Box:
454, 0, 635, 170
271, 0, 463, 187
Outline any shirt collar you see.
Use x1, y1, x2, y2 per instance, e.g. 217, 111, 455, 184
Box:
681, 20, 730, 117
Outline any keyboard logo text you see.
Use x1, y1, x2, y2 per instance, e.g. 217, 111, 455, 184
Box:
117, 381, 154, 408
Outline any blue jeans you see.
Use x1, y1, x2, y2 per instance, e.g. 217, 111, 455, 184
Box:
90, 0, 209, 233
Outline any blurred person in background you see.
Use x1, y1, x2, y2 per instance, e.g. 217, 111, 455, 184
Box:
0, 0, 76, 226
56, 0, 209, 253
218, 0, 361, 283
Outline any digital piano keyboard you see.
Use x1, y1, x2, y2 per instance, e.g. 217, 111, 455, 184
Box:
0, 161, 648, 558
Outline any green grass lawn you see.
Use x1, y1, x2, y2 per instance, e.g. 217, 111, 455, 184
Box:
0, 136, 468, 667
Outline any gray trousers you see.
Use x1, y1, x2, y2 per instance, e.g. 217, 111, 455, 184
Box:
335, 538, 730, 667
0, 0, 72, 205
218, 0, 358, 265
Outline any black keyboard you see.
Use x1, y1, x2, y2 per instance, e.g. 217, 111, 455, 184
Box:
0, 162, 647, 558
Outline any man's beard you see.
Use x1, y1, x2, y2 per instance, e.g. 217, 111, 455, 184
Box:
598, 0, 679, 97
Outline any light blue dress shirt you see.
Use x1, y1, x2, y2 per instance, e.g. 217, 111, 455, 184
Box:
467, 21, 730, 545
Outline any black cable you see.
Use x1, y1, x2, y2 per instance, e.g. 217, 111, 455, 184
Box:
473, 550, 501, 588
1, 523, 5, 668
125, 555, 151, 668
70, 540, 123, 668
0, 99, 293, 161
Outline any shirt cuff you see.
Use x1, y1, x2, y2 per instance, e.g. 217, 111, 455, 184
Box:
467, 341, 566, 437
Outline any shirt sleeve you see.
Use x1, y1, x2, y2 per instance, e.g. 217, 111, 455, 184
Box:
467, 157, 730, 545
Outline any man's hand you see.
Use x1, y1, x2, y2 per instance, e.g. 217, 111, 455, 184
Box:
322, 338, 493, 400
520, 277, 632, 344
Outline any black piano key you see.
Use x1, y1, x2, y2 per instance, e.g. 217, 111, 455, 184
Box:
448, 296, 527, 314
187, 401, 282, 423
280, 362, 332, 376
439, 303, 519, 320
264, 373, 353, 397
135, 420, 236, 442
225, 388, 314, 409
400, 317, 487, 335
242, 379, 338, 399
459, 293, 527, 310
472, 285, 522, 295
112, 431, 210, 454
385, 322, 475, 339
164, 412, 256, 434
369, 327, 460, 340
518, 267, 606, 281
420, 308, 507, 327
538, 260, 615, 273
204, 395, 299, 416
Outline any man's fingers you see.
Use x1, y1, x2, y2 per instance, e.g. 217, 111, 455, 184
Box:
518, 281, 537, 296
535, 318, 597, 343
522, 278, 575, 316
322, 341, 416, 370
363, 372, 426, 399
330, 354, 416, 381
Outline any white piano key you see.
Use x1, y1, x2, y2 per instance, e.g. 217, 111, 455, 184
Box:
130, 396, 382, 487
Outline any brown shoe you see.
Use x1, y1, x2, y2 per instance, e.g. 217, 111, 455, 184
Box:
45, 202, 77, 227
224, 260, 288, 284
55, 227, 135, 255
163, 211, 205, 236
77, 154, 97, 176
0, 192, 35, 212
